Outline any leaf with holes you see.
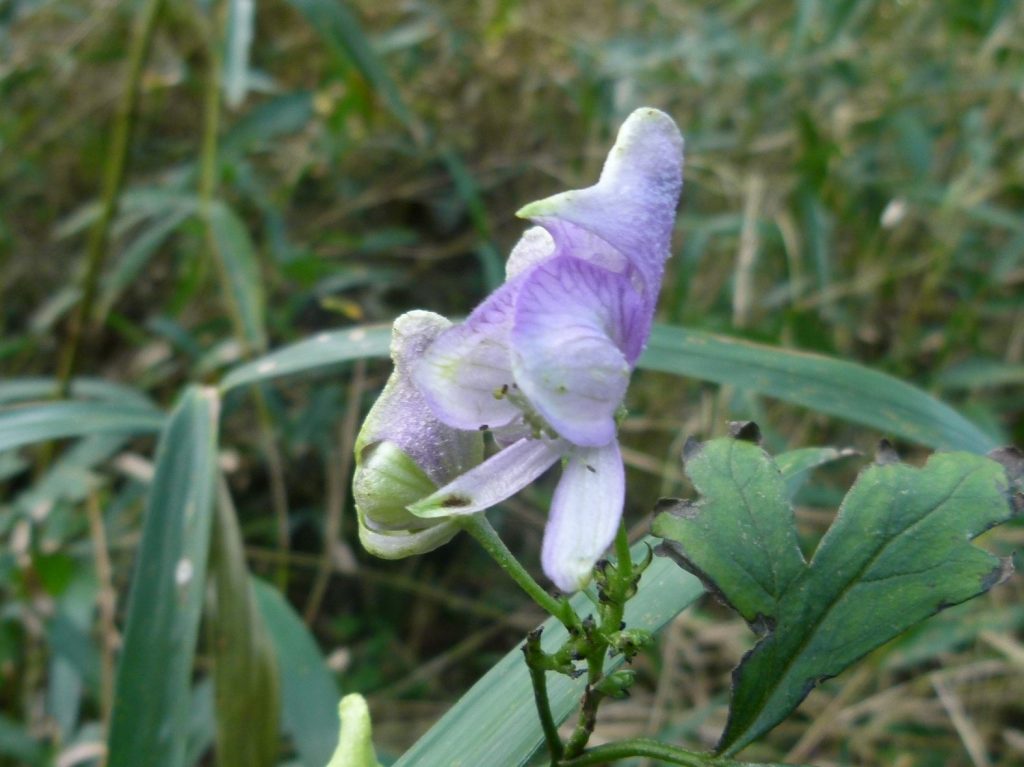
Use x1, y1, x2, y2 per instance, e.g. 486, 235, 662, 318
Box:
653, 426, 1022, 757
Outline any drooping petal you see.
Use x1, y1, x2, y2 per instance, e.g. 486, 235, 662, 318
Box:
542, 440, 625, 592
510, 255, 645, 447
408, 436, 564, 518
412, 284, 521, 431
516, 108, 683, 304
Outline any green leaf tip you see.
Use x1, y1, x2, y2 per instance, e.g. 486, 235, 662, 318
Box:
653, 434, 1022, 756
325, 694, 381, 767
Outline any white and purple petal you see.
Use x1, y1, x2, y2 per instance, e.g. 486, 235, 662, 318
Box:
407, 436, 565, 518
510, 255, 645, 447
542, 440, 625, 592
412, 284, 521, 432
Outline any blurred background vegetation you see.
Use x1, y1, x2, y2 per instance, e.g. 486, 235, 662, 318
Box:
2, 0, 1023, 765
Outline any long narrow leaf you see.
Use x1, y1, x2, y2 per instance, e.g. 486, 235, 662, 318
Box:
220, 325, 390, 392
208, 201, 267, 353
640, 325, 995, 453
220, 321, 992, 454
0, 402, 164, 453
0, 378, 153, 406
107, 387, 220, 767
253, 578, 340, 767
208, 478, 280, 767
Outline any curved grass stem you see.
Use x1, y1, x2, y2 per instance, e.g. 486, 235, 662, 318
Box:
55, 0, 166, 398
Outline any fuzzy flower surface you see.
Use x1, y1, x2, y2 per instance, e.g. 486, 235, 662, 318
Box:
407, 108, 684, 592
352, 311, 483, 559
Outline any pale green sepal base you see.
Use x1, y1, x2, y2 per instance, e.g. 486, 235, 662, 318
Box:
325, 694, 381, 767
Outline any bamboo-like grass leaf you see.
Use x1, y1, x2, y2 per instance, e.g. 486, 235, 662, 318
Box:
0, 401, 164, 453
253, 578, 340, 767
220, 325, 390, 392
107, 386, 220, 767
0, 377, 153, 406
653, 432, 1022, 756
640, 325, 995, 453
207, 201, 267, 353
207, 478, 280, 767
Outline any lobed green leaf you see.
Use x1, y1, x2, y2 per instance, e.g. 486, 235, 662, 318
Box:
654, 435, 1021, 756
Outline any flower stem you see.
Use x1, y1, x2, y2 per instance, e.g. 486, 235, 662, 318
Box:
523, 629, 564, 764
457, 515, 572, 625
556, 738, 759, 767
562, 526, 636, 759
613, 521, 632, 582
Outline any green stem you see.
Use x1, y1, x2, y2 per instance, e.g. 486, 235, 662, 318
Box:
557, 738, 759, 767
523, 630, 564, 764
613, 521, 633, 582
55, 0, 166, 397
562, 526, 634, 759
457, 515, 573, 626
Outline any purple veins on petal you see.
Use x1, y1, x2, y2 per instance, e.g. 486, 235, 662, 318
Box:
542, 440, 625, 593
510, 255, 645, 448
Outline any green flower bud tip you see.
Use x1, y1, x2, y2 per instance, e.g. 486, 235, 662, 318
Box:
325, 694, 381, 767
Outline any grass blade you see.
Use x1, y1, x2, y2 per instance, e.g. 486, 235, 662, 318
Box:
208, 478, 280, 767
106, 386, 220, 767
640, 324, 995, 453
220, 325, 390, 392
253, 578, 340, 767
208, 201, 267, 353
221, 320, 992, 455
0, 378, 153, 406
0, 401, 164, 453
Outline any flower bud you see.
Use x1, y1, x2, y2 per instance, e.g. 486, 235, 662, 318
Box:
594, 669, 637, 699
353, 311, 483, 558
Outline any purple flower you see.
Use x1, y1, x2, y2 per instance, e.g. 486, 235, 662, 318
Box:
404, 108, 684, 592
